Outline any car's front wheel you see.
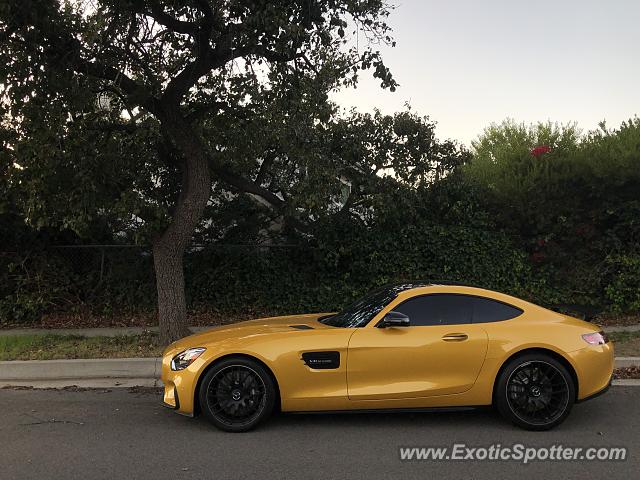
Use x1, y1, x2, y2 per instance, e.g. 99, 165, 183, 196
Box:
495, 353, 575, 431
199, 357, 276, 432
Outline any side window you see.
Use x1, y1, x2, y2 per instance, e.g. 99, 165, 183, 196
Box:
471, 297, 523, 323
393, 294, 473, 326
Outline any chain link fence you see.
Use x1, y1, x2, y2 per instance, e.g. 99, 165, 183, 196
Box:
0, 243, 336, 324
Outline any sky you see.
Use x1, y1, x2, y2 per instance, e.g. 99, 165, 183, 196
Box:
332, 0, 640, 146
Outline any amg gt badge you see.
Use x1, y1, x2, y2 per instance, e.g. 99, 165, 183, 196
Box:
301, 351, 340, 369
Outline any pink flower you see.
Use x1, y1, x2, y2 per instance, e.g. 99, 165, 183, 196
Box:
530, 145, 551, 157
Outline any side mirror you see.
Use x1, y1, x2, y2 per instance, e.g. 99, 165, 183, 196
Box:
378, 311, 410, 328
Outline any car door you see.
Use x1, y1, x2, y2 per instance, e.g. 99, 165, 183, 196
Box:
347, 293, 489, 400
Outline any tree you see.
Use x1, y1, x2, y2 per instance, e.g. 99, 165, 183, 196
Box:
201, 106, 470, 240
0, 0, 397, 342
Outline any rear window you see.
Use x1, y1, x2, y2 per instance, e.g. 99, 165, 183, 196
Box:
471, 297, 523, 323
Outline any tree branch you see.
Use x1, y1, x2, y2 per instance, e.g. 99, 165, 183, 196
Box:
162, 20, 305, 104
212, 162, 310, 233
75, 55, 156, 112
2, 4, 155, 111
185, 101, 227, 122
140, 1, 197, 36
255, 153, 276, 186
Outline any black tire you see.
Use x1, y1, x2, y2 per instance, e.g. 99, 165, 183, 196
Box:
198, 357, 276, 432
495, 353, 575, 431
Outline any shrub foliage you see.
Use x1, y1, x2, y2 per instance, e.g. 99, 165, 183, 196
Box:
2, 117, 639, 323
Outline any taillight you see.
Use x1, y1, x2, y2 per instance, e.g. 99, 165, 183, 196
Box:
582, 331, 609, 345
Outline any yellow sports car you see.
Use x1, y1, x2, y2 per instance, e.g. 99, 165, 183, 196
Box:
161, 283, 613, 432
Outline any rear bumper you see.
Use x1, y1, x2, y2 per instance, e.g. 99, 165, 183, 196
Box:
567, 342, 614, 401
576, 376, 611, 403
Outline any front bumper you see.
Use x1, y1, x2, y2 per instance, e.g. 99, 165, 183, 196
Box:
161, 384, 180, 410
161, 352, 202, 416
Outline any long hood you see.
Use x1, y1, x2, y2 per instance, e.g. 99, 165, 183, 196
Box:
165, 313, 335, 353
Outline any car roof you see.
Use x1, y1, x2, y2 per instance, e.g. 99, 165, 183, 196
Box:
386, 281, 485, 292
387, 282, 537, 311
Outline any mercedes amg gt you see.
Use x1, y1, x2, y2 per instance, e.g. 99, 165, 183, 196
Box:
161, 283, 613, 431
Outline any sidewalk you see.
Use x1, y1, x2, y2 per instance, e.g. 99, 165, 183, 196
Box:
1, 323, 638, 337
0, 357, 161, 388
0, 326, 212, 337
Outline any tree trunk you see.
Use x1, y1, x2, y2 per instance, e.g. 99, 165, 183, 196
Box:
153, 108, 211, 345
153, 242, 190, 344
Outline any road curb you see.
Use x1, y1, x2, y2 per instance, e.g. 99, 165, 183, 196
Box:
0, 356, 638, 388
612, 379, 640, 386
0, 357, 161, 382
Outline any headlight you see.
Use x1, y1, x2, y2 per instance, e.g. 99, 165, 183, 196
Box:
171, 347, 206, 371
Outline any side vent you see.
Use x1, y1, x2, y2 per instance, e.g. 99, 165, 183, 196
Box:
289, 324, 314, 330
301, 351, 340, 369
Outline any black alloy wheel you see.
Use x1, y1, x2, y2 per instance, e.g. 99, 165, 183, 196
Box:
496, 353, 575, 430
199, 357, 276, 432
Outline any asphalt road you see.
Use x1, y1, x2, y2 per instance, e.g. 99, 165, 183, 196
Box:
1, 387, 637, 480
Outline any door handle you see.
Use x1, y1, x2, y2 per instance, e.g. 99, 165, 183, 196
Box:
442, 333, 468, 342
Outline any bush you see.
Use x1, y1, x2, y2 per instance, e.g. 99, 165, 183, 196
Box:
0, 247, 156, 323
0, 224, 542, 324
463, 117, 640, 313
465, 119, 582, 201
3, 118, 640, 324
605, 255, 640, 313
0, 252, 76, 323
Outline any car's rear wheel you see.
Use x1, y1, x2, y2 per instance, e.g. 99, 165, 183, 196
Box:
495, 353, 575, 431
199, 357, 276, 432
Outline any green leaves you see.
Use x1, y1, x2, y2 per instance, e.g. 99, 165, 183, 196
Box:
605, 255, 640, 314
464, 118, 640, 312
0, 0, 400, 243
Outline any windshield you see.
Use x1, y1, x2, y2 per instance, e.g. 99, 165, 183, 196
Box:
319, 283, 424, 328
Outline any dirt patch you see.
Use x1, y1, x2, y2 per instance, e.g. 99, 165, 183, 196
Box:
1, 385, 113, 392
614, 367, 640, 379
595, 314, 640, 328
